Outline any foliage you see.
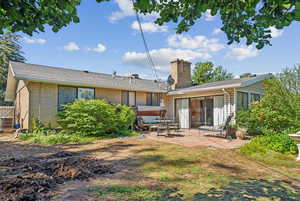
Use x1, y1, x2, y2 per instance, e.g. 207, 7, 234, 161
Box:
239, 73, 252, 78
20, 132, 101, 144
279, 65, 300, 94
0, 32, 25, 105
133, 0, 300, 49
236, 78, 300, 134
2, 1, 300, 49
0, 0, 81, 35
192, 61, 233, 85
57, 99, 135, 136
239, 134, 297, 155
31, 117, 57, 134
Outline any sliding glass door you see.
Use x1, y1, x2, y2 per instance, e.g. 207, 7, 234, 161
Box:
176, 98, 190, 129
189, 97, 214, 127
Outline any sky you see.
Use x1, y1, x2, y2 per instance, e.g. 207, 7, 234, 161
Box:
19, 0, 300, 80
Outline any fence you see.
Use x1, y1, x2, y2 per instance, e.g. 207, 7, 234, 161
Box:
0, 106, 14, 129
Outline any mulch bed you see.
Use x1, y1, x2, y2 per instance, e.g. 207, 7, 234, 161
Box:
0, 151, 114, 201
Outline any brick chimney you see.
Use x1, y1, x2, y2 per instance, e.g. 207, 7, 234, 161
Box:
170, 58, 192, 89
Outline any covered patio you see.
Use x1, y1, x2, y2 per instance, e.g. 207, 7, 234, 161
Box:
144, 129, 249, 149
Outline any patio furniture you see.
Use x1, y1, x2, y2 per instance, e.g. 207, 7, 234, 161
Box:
199, 113, 234, 139
134, 117, 150, 131
155, 110, 180, 136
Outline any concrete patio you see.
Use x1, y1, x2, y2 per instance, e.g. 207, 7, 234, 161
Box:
144, 129, 249, 149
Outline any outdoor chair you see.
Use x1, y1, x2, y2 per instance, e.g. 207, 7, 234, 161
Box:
199, 113, 234, 139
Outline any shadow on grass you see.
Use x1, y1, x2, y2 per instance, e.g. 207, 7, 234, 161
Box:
193, 179, 300, 201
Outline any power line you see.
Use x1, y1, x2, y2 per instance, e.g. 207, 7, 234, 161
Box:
130, 0, 159, 81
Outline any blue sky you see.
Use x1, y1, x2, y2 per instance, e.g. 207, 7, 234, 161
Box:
20, 0, 300, 80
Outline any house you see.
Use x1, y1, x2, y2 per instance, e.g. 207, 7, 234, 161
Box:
5, 59, 273, 130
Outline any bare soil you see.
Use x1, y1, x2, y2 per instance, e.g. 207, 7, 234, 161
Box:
0, 151, 114, 201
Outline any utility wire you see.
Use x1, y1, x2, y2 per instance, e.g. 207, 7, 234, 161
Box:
130, 0, 159, 81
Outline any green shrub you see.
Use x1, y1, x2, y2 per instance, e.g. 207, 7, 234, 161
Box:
240, 134, 298, 155
57, 100, 135, 136
236, 78, 300, 134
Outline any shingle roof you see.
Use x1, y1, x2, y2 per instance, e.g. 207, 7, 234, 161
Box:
168, 73, 273, 94
10, 62, 168, 93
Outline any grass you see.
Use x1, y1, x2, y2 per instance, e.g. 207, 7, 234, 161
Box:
95, 185, 166, 201
19, 131, 140, 145
238, 135, 299, 168
124, 140, 300, 200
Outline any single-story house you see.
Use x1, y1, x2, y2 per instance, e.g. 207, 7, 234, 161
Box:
5, 59, 273, 129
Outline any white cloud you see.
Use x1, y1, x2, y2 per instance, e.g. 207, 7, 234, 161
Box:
225, 45, 259, 61
109, 0, 158, 22
87, 43, 107, 53
131, 21, 168, 32
123, 48, 211, 73
22, 37, 46, 44
167, 34, 224, 52
269, 26, 283, 38
109, 0, 134, 22
212, 28, 222, 35
204, 9, 215, 21
64, 42, 80, 51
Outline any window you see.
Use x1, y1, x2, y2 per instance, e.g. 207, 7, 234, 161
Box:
78, 88, 95, 100
146, 93, 161, 106
237, 91, 249, 110
58, 86, 77, 111
121, 91, 136, 106
58, 86, 95, 111
250, 93, 261, 103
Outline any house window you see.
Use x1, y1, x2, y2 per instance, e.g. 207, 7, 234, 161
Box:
146, 93, 161, 106
121, 91, 136, 106
78, 88, 95, 100
250, 93, 261, 103
58, 86, 77, 111
58, 86, 95, 111
237, 91, 249, 110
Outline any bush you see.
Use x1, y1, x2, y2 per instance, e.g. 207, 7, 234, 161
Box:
57, 100, 135, 136
240, 134, 298, 155
236, 78, 300, 134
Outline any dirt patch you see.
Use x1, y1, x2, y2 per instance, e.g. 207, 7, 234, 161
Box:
0, 151, 114, 201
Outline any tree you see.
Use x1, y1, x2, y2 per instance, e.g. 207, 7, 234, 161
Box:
237, 65, 300, 134
0, 32, 26, 105
279, 65, 300, 94
1, 1, 299, 49
192, 62, 233, 85
240, 73, 253, 78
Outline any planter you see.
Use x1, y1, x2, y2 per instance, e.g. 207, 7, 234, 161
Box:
236, 128, 247, 140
